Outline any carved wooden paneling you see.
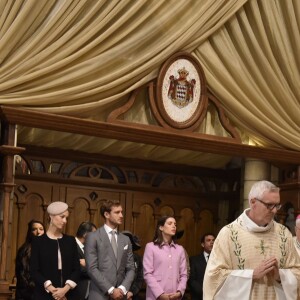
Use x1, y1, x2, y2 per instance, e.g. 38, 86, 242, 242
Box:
130, 190, 218, 257
66, 197, 92, 236
134, 204, 156, 256
159, 206, 174, 217
196, 210, 214, 254
64, 187, 127, 234
8, 153, 241, 286
176, 208, 194, 254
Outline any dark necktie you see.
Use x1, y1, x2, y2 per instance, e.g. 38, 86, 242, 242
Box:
111, 231, 117, 258
206, 254, 209, 262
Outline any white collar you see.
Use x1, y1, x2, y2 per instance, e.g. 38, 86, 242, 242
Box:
75, 237, 84, 250
203, 251, 210, 257
104, 224, 117, 234
239, 209, 273, 232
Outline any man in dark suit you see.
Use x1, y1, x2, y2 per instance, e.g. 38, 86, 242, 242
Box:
74, 221, 97, 300
188, 233, 215, 300
85, 200, 135, 300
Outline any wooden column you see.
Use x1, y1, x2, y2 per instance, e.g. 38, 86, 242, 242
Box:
0, 123, 24, 300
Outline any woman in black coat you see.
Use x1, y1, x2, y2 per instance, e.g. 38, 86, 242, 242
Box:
30, 202, 80, 300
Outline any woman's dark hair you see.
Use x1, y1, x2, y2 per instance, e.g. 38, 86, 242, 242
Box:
153, 215, 176, 247
25, 220, 45, 244
15, 219, 45, 295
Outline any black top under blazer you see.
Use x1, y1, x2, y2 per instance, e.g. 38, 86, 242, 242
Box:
30, 234, 80, 300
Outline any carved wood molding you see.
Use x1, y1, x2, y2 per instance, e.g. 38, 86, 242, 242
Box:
0, 106, 300, 164
14, 152, 240, 197
0, 145, 25, 155
21, 145, 240, 178
208, 92, 241, 141
108, 52, 240, 144
107, 88, 139, 123
108, 83, 241, 141
0, 182, 16, 191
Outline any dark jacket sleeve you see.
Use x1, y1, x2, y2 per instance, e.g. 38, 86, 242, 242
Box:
76, 244, 89, 279
130, 253, 144, 295
30, 236, 48, 287
60, 235, 81, 284
188, 255, 204, 298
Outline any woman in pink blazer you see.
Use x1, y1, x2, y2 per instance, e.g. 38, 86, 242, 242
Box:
143, 216, 188, 300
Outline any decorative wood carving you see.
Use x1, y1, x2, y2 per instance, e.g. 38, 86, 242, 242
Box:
0, 122, 20, 300
108, 52, 240, 143
1, 106, 300, 164
8, 150, 240, 284
207, 92, 241, 141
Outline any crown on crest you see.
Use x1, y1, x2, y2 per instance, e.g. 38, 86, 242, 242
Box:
177, 67, 189, 76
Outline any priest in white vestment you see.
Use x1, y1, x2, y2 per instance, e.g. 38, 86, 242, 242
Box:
203, 180, 300, 300
294, 215, 300, 256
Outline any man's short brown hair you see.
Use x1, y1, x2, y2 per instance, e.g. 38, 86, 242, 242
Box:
100, 199, 121, 218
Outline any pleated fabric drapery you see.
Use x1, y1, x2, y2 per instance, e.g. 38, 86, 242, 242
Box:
0, 0, 299, 168
194, 0, 300, 150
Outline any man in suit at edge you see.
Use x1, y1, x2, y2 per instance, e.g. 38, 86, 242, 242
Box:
188, 233, 215, 300
85, 199, 135, 300
75, 221, 97, 300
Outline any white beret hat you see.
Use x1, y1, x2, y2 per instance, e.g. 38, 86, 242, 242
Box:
47, 201, 68, 215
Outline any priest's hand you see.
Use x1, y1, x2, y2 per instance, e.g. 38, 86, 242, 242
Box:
271, 258, 280, 282
253, 257, 278, 280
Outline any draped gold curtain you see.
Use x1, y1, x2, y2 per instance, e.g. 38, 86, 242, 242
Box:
194, 0, 300, 150
0, 0, 299, 167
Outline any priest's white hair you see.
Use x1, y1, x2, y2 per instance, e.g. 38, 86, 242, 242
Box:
248, 180, 280, 205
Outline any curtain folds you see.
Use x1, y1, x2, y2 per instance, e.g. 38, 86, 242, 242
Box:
0, 0, 299, 167
0, 0, 246, 110
193, 0, 300, 150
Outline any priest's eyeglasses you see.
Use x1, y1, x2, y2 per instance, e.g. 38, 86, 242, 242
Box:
255, 198, 282, 210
